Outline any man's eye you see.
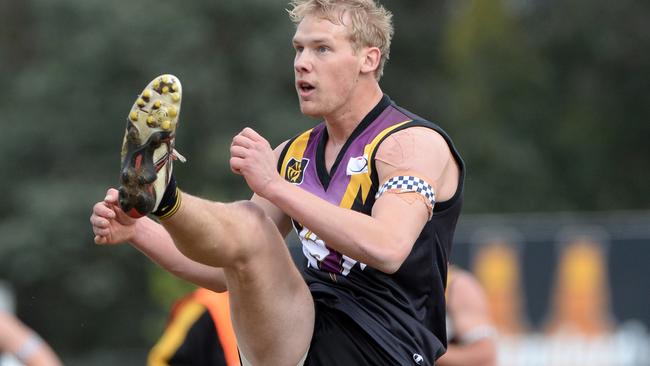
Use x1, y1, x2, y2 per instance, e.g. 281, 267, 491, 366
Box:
317, 46, 329, 53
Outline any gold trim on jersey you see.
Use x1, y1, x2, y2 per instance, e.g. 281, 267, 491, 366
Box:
338, 120, 412, 209
280, 129, 312, 183
148, 301, 206, 366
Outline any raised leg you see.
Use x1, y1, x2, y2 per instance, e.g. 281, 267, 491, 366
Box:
162, 193, 314, 366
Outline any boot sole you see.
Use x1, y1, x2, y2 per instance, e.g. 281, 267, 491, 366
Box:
118, 74, 182, 218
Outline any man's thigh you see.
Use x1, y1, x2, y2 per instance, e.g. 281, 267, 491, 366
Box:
223, 212, 314, 366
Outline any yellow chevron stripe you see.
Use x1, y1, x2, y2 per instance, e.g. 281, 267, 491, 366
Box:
194, 289, 240, 366
280, 129, 313, 179
339, 121, 411, 209
147, 301, 206, 366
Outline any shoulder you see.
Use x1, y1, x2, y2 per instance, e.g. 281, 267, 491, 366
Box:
275, 125, 318, 162
376, 126, 452, 163
374, 126, 458, 200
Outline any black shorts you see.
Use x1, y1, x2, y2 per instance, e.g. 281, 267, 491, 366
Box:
303, 301, 397, 366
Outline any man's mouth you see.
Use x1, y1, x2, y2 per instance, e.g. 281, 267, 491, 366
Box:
297, 81, 315, 94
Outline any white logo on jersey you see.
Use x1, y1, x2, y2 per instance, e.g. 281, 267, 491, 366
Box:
412, 353, 424, 365
346, 155, 369, 175
297, 226, 366, 275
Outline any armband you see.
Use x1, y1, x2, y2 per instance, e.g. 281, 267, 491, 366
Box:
375, 176, 436, 219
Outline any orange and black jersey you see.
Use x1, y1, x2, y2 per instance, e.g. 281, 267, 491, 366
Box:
278, 95, 465, 365
148, 289, 239, 366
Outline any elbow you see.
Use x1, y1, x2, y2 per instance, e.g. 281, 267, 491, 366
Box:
379, 260, 402, 274
380, 252, 408, 274
344, 226, 414, 274
365, 237, 411, 275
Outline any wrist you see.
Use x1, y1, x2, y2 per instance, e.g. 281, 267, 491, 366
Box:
129, 217, 152, 245
261, 176, 287, 201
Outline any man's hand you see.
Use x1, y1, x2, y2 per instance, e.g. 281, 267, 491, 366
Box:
90, 188, 137, 244
230, 127, 283, 198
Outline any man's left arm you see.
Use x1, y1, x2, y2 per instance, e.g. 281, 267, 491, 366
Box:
231, 127, 458, 274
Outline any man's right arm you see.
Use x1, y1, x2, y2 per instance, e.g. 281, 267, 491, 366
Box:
91, 188, 228, 292
90, 140, 293, 292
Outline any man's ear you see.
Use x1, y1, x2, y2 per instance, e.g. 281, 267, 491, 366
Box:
360, 47, 381, 75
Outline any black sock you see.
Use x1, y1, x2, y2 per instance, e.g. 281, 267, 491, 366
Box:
153, 175, 181, 219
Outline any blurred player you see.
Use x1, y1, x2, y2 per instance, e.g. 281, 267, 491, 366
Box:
148, 289, 239, 366
0, 283, 62, 366
438, 265, 497, 366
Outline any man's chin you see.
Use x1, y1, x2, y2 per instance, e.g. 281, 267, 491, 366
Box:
299, 105, 324, 119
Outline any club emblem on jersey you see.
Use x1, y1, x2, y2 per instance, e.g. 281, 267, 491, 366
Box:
285, 157, 309, 184
346, 155, 368, 175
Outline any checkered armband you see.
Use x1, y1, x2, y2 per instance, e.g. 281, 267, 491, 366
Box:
375, 176, 436, 219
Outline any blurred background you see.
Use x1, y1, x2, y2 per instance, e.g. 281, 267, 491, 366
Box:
0, 0, 648, 364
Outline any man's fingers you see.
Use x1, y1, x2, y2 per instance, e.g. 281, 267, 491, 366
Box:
90, 216, 111, 234
104, 188, 119, 204
240, 127, 264, 142
109, 200, 136, 225
94, 227, 110, 237
90, 215, 108, 229
93, 202, 116, 219
230, 145, 249, 159
232, 134, 254, 149
230, 157, 244, 174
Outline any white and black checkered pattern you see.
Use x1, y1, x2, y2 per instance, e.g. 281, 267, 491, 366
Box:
375, 175, 436, 210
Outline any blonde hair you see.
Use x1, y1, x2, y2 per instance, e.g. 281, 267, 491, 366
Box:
288, 0, 394, 80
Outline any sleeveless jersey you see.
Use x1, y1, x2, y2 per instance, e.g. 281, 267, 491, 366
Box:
278, 95, 465, 365
148, 289, 240, 366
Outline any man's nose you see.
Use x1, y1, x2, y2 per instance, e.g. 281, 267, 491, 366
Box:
294, 51, 312, 73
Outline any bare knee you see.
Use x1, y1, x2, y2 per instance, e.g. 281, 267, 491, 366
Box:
232, 200, 268, 224
227, 200, 280, 257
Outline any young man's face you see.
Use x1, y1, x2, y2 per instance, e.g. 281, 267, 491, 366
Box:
292, 14, 364, 119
